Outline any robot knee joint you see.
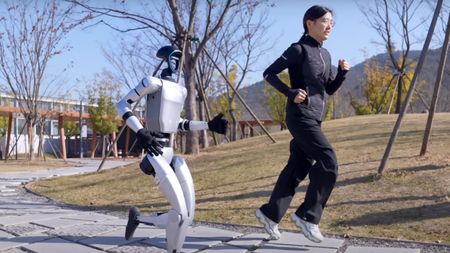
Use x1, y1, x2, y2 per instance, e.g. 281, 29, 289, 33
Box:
168, 209, 188, 225
171, 156, 186, 169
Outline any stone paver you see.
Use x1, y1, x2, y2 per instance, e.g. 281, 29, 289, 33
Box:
108, 243, 166, 253
46, 223, 119, 241
2, 223, 49, 236
23, 237, 104, 253
0, 234, 49, 251
271, 231, 344, 248
225, 233, 268, 250
32, 216, 93, 229
0, 158, 432, 253
66, 212, 119, 222
200, 245, 247, 253
186, 226, 242, 242
345, 246, 421, 253
254, 245, 337, 253
143, 234, 223, 253
0, 247, 29, 253
78, 225, 165, 251
254, 231, 343, 253
0, 231, 14, 239
0, 213, 70, 226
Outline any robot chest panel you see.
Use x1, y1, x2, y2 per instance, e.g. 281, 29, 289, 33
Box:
145, 81, 187, 133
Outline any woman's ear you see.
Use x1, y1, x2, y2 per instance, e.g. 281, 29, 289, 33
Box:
306, 19, 313, 30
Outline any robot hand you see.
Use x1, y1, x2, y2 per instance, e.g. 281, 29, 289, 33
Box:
136, 129, 164, 156
208, 113, 228, 135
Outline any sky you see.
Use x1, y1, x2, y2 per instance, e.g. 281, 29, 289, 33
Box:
44, 0, 437, 93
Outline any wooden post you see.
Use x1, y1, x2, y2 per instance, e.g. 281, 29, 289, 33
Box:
58, 115, 67, 161
240, 123, 245, 139
91, 130, 97, 159
4, 112, 13, 161
112, 132, 119, 158
125, 126, 130, 157
74, 135, 78, 157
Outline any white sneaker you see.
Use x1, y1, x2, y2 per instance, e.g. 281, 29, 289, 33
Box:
255, 208, 281, 240
291, 214, 324, 243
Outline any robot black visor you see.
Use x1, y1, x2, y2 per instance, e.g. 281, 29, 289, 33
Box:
156, 45, 182, 73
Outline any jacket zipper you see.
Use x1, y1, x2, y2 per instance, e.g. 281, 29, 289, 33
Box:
318, 47, 326, 77
318, 48, 326, 119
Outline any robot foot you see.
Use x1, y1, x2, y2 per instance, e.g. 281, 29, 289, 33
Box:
125, 206, 140, 240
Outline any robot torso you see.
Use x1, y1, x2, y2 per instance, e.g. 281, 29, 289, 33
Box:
145, 78, 187, 133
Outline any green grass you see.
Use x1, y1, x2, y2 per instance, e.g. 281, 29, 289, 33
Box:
27, 113, 450, 244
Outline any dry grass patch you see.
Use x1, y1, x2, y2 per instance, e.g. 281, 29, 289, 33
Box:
0, 158, 78, 172
27, 113, 450, 244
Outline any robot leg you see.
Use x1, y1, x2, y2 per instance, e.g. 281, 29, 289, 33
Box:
172, 156, 195, 225
148, 154, 188, 253
125, 158, 166, 240
171, 156, 195, 250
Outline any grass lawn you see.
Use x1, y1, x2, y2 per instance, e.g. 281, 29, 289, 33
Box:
26, 113, 450, 244
0, 158, 78, 172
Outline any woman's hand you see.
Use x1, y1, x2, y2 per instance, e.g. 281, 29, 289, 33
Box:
338, 59, 350, 72
293, 89, 308, 104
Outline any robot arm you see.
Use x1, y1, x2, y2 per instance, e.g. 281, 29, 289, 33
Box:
116, 76, 163, 133
178, 113, 228, 134
178, 118, 208, 131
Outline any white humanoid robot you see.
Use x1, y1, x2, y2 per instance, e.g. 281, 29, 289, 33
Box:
116, 45, 227, 253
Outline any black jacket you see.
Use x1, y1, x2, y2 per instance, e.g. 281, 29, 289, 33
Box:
263, 35, 347, 121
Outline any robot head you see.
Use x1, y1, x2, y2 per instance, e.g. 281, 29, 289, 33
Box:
157, 45, 182, 75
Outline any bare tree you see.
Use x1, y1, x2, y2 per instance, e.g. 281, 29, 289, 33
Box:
193, 40, 220, 148
72, 0, 271, 154
209, 4, 272, 141
102, 35, 158, 89
378, 0, 443, 176
359, 0, 430, 114
86, 70, 122, 158
0, 0, 89, 160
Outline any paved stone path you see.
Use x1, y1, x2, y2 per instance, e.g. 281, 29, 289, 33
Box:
0, 159, 424, 252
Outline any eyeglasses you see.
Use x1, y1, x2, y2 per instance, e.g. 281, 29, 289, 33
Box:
317, 18, 335, 27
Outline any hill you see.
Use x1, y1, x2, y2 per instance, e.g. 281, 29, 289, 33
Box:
236, 47, 450, 120
337, 47, 450, 116
27, 113, 450, 244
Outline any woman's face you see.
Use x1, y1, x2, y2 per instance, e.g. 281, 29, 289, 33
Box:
307, 12, 334, 43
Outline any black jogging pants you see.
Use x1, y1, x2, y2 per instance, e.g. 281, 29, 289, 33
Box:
260, 104, 338, 225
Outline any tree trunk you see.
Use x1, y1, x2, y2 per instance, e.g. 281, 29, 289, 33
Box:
183, 52, 199, 154
231, 112, 238, 141
395, 74, 403, 113
420, 13, 450, 156
198, 98, 209, 148
38, 126, 45, 160
28, 122, 35, 160
227, 97, 237, 141
102, 134, 106, 158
